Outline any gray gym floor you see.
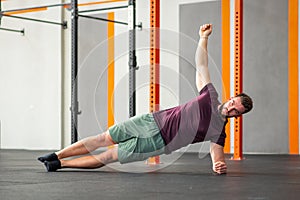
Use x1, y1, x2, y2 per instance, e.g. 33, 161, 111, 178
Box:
1, 150, 300, 200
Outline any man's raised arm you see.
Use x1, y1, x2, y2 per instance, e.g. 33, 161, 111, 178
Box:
195, 24, 212, 91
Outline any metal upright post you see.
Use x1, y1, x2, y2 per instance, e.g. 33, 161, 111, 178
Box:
288, 0, 299, 154
71, 0, 79, 143
233, 0, 243, 160
147, 0, 160, 165
128, 0, 137, 117
221, 0, 231, 154
0, 0, 2, 25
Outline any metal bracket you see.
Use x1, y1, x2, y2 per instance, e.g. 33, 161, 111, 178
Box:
137, 22, 142, 30
62, 21, 68, 29
70, 104, 82, 115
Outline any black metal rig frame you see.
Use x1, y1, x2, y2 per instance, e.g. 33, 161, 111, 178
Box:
0, 2, 68, 34
0, 0, 139, 143
70, 0, 138, 143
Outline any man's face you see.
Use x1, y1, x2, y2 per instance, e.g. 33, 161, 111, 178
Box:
219, 97, 246, 118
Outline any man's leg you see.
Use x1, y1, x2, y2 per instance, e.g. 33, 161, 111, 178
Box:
38, 131, 115, 162
60, 147, 118, 169
56, 131, 115, 159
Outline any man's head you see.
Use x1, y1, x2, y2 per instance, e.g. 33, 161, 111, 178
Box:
218, 93, 253, 118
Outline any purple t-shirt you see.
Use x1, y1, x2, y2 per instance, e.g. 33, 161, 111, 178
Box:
153, 83, 227, 154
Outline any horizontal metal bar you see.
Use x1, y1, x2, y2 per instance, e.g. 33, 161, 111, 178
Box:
1, 14, 67, 28
0, 27, 25, 35
78, 14, 142, 29
78, 0, 127, 7
78, 14, 127, 26
78, 5, 128, 14
0, 3, 70, 14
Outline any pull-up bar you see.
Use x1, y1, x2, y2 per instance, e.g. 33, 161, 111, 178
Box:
0, 0, 128, 15
78, 5, 128, 14
78, 14, 142, 29
0, 3, 70, 14
0, 3, 69, 29
0, 27, 24, 35
0, 1, 128, 15
78, 14, 127, 25
0, 1, 138, 32
1, 13, 68, 29
78, 0, 127, 7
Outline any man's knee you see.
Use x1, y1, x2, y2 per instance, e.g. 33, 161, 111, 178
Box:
104, 130, 117, 144
109, 148, 118, 161
95, 131, 113, 143
98, 149, 118, 164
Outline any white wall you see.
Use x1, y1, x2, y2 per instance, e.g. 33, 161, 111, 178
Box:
0, 0, 65, 149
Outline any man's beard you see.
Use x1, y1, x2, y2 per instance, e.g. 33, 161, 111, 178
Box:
218, 103, 227, 118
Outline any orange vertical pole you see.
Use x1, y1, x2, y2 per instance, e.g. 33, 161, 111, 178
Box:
222, 0, 231, 153
232, 0, 243, 160
288, 0, 299, 154
107, 12, 115, 128
148, 0, 160, 164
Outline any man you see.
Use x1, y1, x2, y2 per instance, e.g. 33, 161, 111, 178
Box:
38, 24, 253, 175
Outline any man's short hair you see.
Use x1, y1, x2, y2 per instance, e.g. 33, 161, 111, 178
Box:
235, 93, 253, 114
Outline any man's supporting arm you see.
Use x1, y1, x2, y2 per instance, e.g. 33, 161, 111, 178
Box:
210, 142, 227, 174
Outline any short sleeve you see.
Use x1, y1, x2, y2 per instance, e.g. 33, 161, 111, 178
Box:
210, 131, 226, 147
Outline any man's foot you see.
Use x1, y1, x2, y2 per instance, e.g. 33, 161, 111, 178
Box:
44, 160, 61, 172
37, 153, 58, 163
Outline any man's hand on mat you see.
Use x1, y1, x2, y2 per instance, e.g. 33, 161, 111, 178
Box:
213, 161, 227, 175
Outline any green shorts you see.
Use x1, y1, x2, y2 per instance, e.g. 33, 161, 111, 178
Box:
108, 113, 165, 164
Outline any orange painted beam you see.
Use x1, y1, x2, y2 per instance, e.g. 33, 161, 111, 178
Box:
222, 0, 231, 153
107, 12, 115, 128
4, 7, 47, 15
232, 0, 243, 160
148, 0, 160, 165
2, 0, 127, 15
288, 0, 299, 154
78, 0, 127, 7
